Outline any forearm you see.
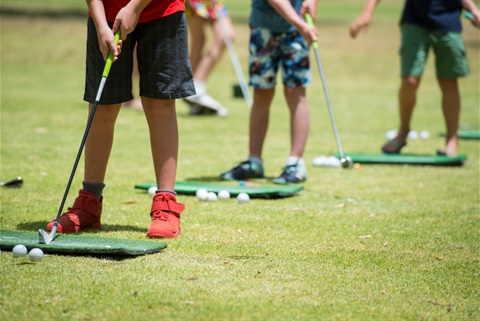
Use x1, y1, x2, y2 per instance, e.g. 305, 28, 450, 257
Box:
86, 0, 109, 31
267, 0, 307, 31
360, 0, 381, 18
462, 0, 480, 15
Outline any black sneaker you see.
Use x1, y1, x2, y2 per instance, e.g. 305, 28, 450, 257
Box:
219, 160, 264, 181
272, 163, 307, 184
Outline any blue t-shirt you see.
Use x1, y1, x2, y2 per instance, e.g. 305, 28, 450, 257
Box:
249, 0, 303, 32
400, 0, 463, 32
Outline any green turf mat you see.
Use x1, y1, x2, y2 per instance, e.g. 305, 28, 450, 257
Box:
458, 130, 480, 139
135, 181, 303, 199
344, 154, 466, 166
0, 230, 167, 257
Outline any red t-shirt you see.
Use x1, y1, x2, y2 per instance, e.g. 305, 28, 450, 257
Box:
96, 0, 185, 23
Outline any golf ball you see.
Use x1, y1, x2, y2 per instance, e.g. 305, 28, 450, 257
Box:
196, 188, 208, 201
148, 186, 157, 195
206, 192, 217, 201
29, 248, 44, 262
237, 192, 250, 203
218, 190, 230, 200
12, 244, 28, 257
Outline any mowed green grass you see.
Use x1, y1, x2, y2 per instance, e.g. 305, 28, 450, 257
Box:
1, 1, 479, 320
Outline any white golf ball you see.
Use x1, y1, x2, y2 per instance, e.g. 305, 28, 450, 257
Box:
420, 130, 430, 139
237, 192, 250, 203
148, 186, 157, 195
12, 244, 28, 257
196, 188, 208, 201
218, 190, 230, 200
206, 192, 217, 201
29, 248, 44, 262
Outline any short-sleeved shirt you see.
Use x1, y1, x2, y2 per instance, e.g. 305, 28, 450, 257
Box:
249, 0, 303, 32
400, 0, 463, 32
90, 0, 186, 23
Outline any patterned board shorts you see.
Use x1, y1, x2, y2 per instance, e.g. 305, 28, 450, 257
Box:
248, 26, 311, 89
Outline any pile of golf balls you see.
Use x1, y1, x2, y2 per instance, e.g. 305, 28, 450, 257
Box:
312, 156, 341, 167
12, 244, 44, 262
196, 188, 248, 203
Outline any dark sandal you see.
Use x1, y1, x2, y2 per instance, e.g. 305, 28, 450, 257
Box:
381, 140, 406, 154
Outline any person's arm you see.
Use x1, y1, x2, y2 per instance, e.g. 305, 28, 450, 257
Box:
266, 0, 318, 43
350, 0, 381, 39
462, 0, 480, 28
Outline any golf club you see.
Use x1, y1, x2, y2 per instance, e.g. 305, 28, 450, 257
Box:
217, 13, 253, 108
305, 13, 353, 169
0, 176, 23, 188
39, 31, 120, 244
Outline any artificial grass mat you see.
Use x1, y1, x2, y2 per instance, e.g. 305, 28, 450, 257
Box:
135, 181, 304, 199
343, 153, 467, 166
0, 229, 167, 257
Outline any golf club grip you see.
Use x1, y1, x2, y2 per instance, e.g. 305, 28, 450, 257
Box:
304, 13, 318, 49
102, 30, 121, 78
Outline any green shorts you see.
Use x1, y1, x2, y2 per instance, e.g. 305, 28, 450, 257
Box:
400, 24, 469, 79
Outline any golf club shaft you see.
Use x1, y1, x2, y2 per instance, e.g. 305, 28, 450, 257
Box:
305, 14, 345, 159
52, 31, 121, 229
217, 14, 253, 108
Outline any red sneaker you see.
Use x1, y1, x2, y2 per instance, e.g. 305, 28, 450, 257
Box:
147, 192, 185, 239
46, 189, 102, 233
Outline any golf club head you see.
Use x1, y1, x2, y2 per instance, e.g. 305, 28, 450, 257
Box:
340, 156, 354, 169
38, 226, 56, 244
0, 176, 23, 188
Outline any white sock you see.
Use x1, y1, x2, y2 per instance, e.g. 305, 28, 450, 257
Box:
286, 156, 304, 167
193, 79, 206, 95
248, 156, 263, 165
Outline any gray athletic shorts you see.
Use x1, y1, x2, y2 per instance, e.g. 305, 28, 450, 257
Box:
84, 12, 195, 104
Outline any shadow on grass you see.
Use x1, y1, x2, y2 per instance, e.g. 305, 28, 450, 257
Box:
184, 176, 277, 183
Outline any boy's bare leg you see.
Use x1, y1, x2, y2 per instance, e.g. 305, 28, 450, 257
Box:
249, 88, 275, 158
84, 103, 122, 183
142, 97, 178, 191
438, 78, 460, 156
284, 86, 309, 158
383, 77, 420, 152
188, 16, 206, 74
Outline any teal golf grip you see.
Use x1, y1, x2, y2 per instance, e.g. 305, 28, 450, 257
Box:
304, 13, 318, 49
102, 30, 121, 78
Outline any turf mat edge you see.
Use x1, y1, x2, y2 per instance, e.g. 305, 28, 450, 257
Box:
0, 230, 167, 257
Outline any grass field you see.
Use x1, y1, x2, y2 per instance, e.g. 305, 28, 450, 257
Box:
1, 1, 479, 320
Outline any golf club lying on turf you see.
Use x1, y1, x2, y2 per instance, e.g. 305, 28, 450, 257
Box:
39, 31, 121, 244
305, 13, 353, 169
217, 13, 253, 108
0, 176, 23, 188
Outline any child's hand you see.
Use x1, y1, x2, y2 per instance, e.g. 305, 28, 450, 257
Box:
113, 2, 141, 41
300, 0, 318, 20
350, 12, 373, 38
97, 26, 122, 62
299, 22, 318, 44
470, 11, 480, 28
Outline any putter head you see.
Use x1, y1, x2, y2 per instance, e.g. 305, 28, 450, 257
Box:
340, 156, 354, 169
38, 226, 56, 244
